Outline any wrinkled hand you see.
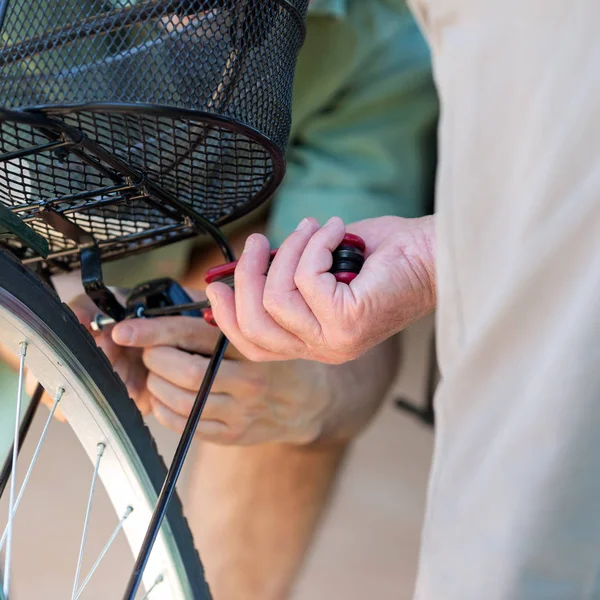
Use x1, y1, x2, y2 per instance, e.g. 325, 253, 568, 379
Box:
111, 313, 377, 445
205, 215, 436, 365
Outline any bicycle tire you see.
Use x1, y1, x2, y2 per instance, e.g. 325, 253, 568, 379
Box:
0, 247, 210, 599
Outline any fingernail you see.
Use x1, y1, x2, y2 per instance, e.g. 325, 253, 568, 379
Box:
325, 216, 339, 227
295, 218, 310, 231
113, 324, 133, 345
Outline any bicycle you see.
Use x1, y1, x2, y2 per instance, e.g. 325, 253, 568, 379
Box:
0, 2, 367, 598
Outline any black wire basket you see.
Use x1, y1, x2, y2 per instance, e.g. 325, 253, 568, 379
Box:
0, 0, 308, 270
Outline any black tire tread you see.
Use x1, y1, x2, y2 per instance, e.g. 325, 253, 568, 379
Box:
0, 248, 210, 600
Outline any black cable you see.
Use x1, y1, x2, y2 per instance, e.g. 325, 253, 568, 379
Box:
122, 333, 228, 600
0, 384, 44, 499
122, 198, 234, 597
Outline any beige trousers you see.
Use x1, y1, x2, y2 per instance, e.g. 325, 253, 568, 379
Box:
407, 1, 600, 598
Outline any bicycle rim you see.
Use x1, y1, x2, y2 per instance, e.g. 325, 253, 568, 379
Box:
0, 250, 210, 599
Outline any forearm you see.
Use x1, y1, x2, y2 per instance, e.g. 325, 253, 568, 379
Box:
186, 440, 348, 600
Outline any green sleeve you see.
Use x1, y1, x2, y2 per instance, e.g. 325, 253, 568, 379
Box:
267, 16, 438, 246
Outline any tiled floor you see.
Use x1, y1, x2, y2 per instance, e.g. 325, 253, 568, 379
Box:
0, 317, 435, 599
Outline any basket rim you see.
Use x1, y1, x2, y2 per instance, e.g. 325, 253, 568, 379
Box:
0, 102, 286, 227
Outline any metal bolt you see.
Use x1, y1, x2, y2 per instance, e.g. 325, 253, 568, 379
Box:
90, 314, 116, 332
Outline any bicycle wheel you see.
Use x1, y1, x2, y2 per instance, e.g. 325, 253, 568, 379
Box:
0, 248, 210, 599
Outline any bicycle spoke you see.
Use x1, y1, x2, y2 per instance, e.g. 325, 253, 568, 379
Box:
74, 505, 133, 599
0, 384, 44, 499
3, 341, 27, 598
71, 443, 105, 600
0, 387, 64, 553
140, 574, 164, 600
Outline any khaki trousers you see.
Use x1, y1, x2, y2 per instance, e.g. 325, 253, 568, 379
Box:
407, 1, 600, 598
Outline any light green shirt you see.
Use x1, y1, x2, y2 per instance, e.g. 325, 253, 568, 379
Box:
268, 0, 437, 244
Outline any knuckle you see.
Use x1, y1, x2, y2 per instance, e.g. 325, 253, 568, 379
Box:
324, 327, 364, 362
184, 356, 205, 387
293, 421, 323, 445
262, 291, 284, 316
238, 372, 268, 398
180, 327, 199, 349
238, 320, 261, 344
336, 325, 361, 348
146, 373, 162, 398
320, 353, 347, 365
176, 395, 194, 417
293, 269, 310, 290
246, 376, 268, 397
141, 347, 156, 368
244, 346, 268, 362
221, 424, 245, 445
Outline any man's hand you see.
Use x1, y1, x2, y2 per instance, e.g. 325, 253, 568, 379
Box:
68, 294, 153, 415
205, 215, 436, 364
111, 313, 399, 445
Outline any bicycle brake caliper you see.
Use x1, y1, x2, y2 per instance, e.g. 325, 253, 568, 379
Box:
37, 208, 126, 321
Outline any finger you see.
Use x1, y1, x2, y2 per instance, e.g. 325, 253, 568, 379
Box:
150, 397, 187, 433
135, 388, 153, 416
142, 346, 241, 393
146, 372, 236, 420
205, 282, 284, 362
151, 396, 230, 438
262, 218, 323, 339
229, 234, 306, 355
112, 314, 220, 354
184, 290, 236, 357
295, 216, 355, 322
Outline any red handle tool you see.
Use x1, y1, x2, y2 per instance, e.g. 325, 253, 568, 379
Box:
202, 233, 366, 326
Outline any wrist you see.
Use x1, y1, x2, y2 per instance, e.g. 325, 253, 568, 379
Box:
414, 215, 437, 315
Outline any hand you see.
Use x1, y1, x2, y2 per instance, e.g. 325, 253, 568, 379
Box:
68, 294, 153, 415
205, 215, 436, 364
110, 313, 400, 445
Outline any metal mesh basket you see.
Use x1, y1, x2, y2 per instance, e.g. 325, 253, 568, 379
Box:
0, 0, 308, 269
